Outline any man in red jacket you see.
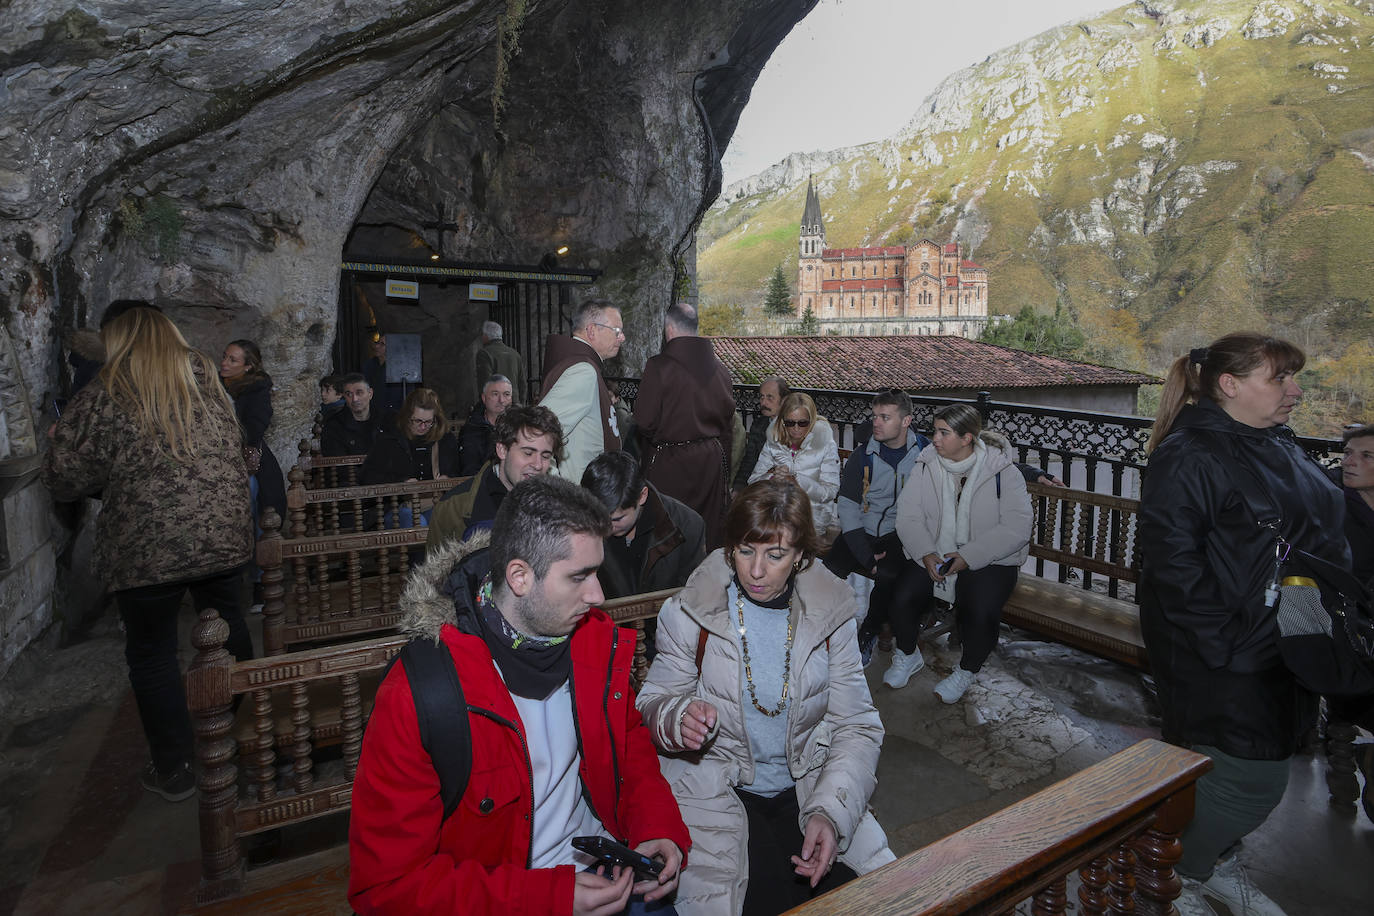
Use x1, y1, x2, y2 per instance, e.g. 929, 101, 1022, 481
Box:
349, 476, 690, 915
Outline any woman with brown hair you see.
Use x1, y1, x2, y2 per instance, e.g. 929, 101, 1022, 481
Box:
747, 392, 842, 535
637, 477, 892, 915
360, 387, 461, 484
893, 402, 1032, 700
1139, 332, 1349, 916
219, 337, 286, 523
45, 304, 254, 802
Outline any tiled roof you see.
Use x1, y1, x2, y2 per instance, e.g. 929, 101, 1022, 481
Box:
942, 243, 959, 254
709, 336, 1159, 391
944, 276, 959, 287
961, 260, 985, 270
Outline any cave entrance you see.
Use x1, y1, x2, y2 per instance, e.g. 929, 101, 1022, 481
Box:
337, 258, 599, 410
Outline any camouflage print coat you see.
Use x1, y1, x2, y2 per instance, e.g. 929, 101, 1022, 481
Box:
42, 366, 253, 593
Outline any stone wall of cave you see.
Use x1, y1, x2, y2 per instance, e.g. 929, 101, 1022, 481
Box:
0, 0, 818, 674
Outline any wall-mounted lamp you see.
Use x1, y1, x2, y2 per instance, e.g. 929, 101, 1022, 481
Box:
556, 245, 570, 256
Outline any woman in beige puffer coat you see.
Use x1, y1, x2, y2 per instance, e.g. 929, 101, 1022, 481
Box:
637, 478, 893, 915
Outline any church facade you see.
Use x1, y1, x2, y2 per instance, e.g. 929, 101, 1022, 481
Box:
796, 178, 992, 338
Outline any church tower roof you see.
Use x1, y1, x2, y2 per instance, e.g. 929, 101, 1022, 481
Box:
801, 176, 824, 233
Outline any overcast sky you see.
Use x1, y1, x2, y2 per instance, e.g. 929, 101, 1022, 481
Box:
722, 0, 1122, 184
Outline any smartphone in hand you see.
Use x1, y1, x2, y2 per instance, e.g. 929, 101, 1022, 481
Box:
571, 835, 664, 881
937, 556, 956, 575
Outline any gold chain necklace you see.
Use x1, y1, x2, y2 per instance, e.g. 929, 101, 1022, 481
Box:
735, 588, 793, 717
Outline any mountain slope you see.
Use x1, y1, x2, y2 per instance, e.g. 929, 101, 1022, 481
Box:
698, 0, 1374, 371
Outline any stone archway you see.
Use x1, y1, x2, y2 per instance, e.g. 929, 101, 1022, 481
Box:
0, 0, 822, 664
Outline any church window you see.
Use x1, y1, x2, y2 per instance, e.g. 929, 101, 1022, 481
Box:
830, 268, 835, 278
871, 266, 877, 276
850, 297, 855, 308
851, 266, 856, 277
895, 265, 900, 275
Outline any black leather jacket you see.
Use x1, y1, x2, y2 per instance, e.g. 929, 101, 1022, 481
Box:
1139, 399, 1349, 758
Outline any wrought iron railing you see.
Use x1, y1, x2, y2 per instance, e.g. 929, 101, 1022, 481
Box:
610, 379, 1343, 501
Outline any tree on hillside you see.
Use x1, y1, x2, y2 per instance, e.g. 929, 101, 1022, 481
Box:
763, 264, 793, 316
786, 305, 820, 336
699, 302, 746, 336
980, 303, 1085, 360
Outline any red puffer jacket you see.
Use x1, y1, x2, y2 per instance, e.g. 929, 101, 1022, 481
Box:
348, 609, 690, 915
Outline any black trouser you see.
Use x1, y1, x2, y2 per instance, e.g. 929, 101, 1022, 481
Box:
115, 566, 253, 774
735, 786, 858, 915
907, 562, 1019, 672
827, 533, 929, 654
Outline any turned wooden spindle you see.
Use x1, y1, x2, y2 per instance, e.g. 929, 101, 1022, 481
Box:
348, 548, 363, 617
1032, 875, 1068, 916
296, 440, 313, 487
1095, 504, 1110, 564
315, 551, 332, 621
188, 608, 242, 888
341, 672, 363, 781
290, 682, 313, 794
632, 620, 648, 692
1079, 853, 1110, 916
258, 508, 287, 657
1132, 785, 1197, 916
251, 688, 277, 802
286, 466, 308, 540
1106, 841, 1136, 914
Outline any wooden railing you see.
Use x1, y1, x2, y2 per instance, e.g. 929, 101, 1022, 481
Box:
788, 739, 1211, 915
186, 589, 675, 903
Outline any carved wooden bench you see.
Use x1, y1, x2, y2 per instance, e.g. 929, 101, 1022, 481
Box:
186, 588, 678, 904
788, 738, 1212, 915
1003, 483, 1147, 670
258, 470, 462, 655
297, 440, 366, 489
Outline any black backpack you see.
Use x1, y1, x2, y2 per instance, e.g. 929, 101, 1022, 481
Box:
394, 638, 472, 821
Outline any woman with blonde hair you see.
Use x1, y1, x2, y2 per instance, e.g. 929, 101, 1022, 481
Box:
44, 303, 254, 803
361, 387, 461, 484
893, 403, 1032, 699
638, 477, 892, 915
1139, 332, 1351, 915
748, 392, 841, 535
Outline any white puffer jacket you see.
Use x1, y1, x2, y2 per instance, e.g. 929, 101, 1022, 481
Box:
637, 551, 894, 915
895, 436, 1033, 570
748, 417, 842, 533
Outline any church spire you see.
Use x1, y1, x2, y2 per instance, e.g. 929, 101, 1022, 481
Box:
799, 175, 826, 260
801, 175, 824, 236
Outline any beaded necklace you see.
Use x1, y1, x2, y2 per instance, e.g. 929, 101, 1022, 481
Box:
735, 587, 794, 717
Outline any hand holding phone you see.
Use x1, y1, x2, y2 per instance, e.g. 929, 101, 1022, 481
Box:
572, 835, 665, 881
937, 556, 956, 576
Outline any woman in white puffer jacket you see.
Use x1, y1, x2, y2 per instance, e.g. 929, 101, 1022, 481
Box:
892, 402, 1032, 703
748, 392, 841, 535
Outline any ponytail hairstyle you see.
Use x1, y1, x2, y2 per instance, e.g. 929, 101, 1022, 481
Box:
99, 307, 236, 462
1145, 332, 1305, 453
933, 402, 1008, 450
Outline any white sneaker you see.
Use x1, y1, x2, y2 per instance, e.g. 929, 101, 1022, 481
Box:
933, 668, 976, 704
1202, 854, 1287, 916
1175, 877, 1219, 916
882, 646, 925, 689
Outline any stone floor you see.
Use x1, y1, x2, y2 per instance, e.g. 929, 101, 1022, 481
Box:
0, 609, 1371, 914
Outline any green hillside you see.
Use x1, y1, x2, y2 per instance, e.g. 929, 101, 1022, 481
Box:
699, 0, 1374, 429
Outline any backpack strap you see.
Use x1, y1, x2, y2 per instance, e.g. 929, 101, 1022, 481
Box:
694, 627, 708, 676
399, 638, 472, 821
995, 469, 1002, 498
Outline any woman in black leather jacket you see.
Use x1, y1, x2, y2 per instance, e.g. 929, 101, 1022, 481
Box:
1140, 332, 1349, 916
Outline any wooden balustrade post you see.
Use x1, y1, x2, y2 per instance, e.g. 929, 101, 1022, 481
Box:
632, 620, 648, 692
342, 672, 363, 781
296, 440, 313, 488
187, 609, 243, 900
1106, 842, 1136, 914
1325, 718, 1359, 808
1032, 875, 1068, 916
252, 688, 277, 802
1079, 854, 1110, 916
258, 508, 286, 657
290, 682, 314, 794
1131, 783, 1197, 916
286, 466, 308, 539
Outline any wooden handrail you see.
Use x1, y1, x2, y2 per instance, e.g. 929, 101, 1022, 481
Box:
787, 739, 1211, 915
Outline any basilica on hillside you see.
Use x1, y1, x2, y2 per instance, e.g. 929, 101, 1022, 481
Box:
796, 178, 992, 338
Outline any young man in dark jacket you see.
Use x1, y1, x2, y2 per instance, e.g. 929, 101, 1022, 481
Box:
320, 373, 393, 457
580, 451, 706, 600
349, 476, 689, 915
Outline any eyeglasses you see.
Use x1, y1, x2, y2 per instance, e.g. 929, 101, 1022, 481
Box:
783, 419, 811, 429
593, 321, 626, 338
410, 417, 436, 428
